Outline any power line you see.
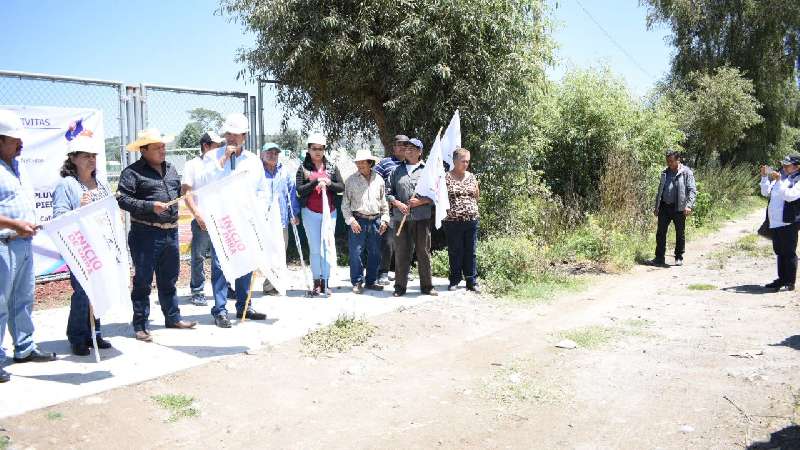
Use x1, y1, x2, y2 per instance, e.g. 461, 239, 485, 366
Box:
573, 0, 654, 79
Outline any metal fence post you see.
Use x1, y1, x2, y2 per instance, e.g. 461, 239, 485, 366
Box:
257, 80, 265, 151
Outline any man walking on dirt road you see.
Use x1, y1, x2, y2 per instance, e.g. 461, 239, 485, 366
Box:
648, 149, 697, 267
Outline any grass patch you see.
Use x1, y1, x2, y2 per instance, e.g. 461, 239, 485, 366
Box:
0, 436, 9, 450
688, 283, 716, 291
151, 394, 199, 422
708, 232, 772, 269
560, 320, 654, 348
503, 274, 586, 304
46, 411, 64, 420
302, 314, 376, 357
483, 358, 561, 407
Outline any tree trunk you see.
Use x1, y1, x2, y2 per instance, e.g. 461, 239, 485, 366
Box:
369, 97, 394, 157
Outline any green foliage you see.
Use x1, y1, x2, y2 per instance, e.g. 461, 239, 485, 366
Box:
222, 0, 553, 151
177, 122, 203, 149
431, 249, 449, 278
644, 0, 800, 161
476, 236, 548, 294
188, 108, 224, 132
662, 67, 763, 165
688, 283, 716, 291
151, 394, 199, 422
265, 126, 303, 156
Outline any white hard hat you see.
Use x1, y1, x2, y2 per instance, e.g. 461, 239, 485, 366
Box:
220, 112, 250, 135
67, 135, 100, 154
307, 132, 327, 146
0, 109, 25, 140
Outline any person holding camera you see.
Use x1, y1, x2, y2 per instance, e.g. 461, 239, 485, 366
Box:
759, 154, 800, 291
648, 149, 697, 267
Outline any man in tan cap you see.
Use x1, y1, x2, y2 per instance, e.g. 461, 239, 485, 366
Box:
341, 149, 389, 293
117, 128, 197, 342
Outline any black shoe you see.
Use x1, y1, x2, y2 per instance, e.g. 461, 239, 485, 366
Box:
467, 284, 481, 293
13, 349, 57, 363
422, 288, 439, 296
764, 279, 782, 290
674, 258, 684, 266
0, 368, 9, 383
647, 258, 667, 267
71, 343, 90, 356
785, 284, 795, 291
393, 288, 406, 297
364, 283, 384, 291
86, 336, 112, 349
236, 309, 267, 320
215, 314, 232, 328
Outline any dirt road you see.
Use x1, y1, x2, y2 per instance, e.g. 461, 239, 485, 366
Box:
4, 209, 799, 449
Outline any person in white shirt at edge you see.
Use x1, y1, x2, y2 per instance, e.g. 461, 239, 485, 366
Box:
181, 131, 224, 306
759, 152, 800, 292
195, 113, 269, 328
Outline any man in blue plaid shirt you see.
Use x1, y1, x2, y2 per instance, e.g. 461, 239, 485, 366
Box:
0, 109, 57, 383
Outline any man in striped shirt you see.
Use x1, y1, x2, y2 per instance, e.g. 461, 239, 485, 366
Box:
374, 135, 410, 285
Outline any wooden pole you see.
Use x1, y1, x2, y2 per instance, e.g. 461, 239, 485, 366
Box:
395, 195, 415, 236
240, 271, 256, 321
88, 303, 100, 363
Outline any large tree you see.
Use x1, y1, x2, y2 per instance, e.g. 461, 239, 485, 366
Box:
643, 0, 800, 161
222, 0, 552, 153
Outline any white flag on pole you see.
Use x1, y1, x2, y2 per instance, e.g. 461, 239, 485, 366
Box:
42, 195, 130, 319
262, 188, 288, 293
196, 171, 272, 282
320, 186, 337, 273
414, 130, 450, 229
441, 109, 461, 170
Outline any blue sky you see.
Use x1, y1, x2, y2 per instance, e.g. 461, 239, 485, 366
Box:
0, 0, 672, 134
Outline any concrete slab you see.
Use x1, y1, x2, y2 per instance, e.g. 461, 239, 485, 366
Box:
0, 266, 449, 418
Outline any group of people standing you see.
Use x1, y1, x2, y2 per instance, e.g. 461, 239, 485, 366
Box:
0, 108, 482, 380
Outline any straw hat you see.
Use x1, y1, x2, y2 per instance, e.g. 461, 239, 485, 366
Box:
353, 149, 379, 163
220, 112, 250, 135
126, 128, 175, 151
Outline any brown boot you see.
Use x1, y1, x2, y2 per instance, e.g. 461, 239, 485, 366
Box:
310, 279, 321, 297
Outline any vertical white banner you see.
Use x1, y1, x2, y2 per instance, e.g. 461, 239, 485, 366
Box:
42, 196, 130, 319
2, 105, 106, 276
441, 109, 461, 170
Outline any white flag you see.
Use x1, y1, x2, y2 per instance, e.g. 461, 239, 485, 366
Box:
42, 196, 130, 319
196, 171, 272, 282
320, 186, 337, 272
441, 110, 461, 170
414, 131, 450, 229
262, 188, 288, 293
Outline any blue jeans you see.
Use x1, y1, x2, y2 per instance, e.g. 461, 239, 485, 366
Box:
301, 207, 337, 280
443, 220, 479, 286
210, 248, 252, 317
128, 224, 182, 331
0, 238, 38, 361
348, 217, 382, 285
189, 219, 212, 294
66, 273, 101, 345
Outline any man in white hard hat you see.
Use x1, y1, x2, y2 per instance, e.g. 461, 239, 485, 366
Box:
118, 129, 198, 342
181, 130, 224, 306
196, 112, 269, 327
0, 109, 57, 382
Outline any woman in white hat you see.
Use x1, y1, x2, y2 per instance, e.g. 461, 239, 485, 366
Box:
295, 133, 344, 296
52, 135, 113, 356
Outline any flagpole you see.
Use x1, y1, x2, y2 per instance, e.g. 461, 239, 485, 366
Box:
88, 303, 100, 363
240, 272, 255, 321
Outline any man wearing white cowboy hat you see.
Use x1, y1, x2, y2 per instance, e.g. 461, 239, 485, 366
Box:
195, 112, 269, 327
0, 109, 56, 382
341, 149, 390, 294
117, 128, 197, 342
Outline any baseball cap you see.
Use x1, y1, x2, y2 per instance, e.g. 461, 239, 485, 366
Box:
780, 154, 800, 166
200, 130, 224, 146
261, 142, 281, 152
394, 134, 410, 143
408, 138, 423, 150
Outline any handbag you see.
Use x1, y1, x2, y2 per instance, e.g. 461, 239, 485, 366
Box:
757, 208, 772, 239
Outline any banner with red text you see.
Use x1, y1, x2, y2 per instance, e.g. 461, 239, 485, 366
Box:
41, 196, 129, 319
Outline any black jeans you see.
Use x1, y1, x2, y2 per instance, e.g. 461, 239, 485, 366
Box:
379, 222, 394, 275
655, 202, 686, 261
443, 220, 479, 287
128, 223, 182, 331
66, 273, 101, 345
771, 223, 798, 286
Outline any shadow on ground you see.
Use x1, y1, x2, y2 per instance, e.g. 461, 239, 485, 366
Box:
770, 335, 800, 351
747, 424, 800, 449
721, 285, 773, 295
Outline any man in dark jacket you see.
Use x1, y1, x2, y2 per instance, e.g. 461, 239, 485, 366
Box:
117, 129, 197, 341
649, 149, 698, 267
